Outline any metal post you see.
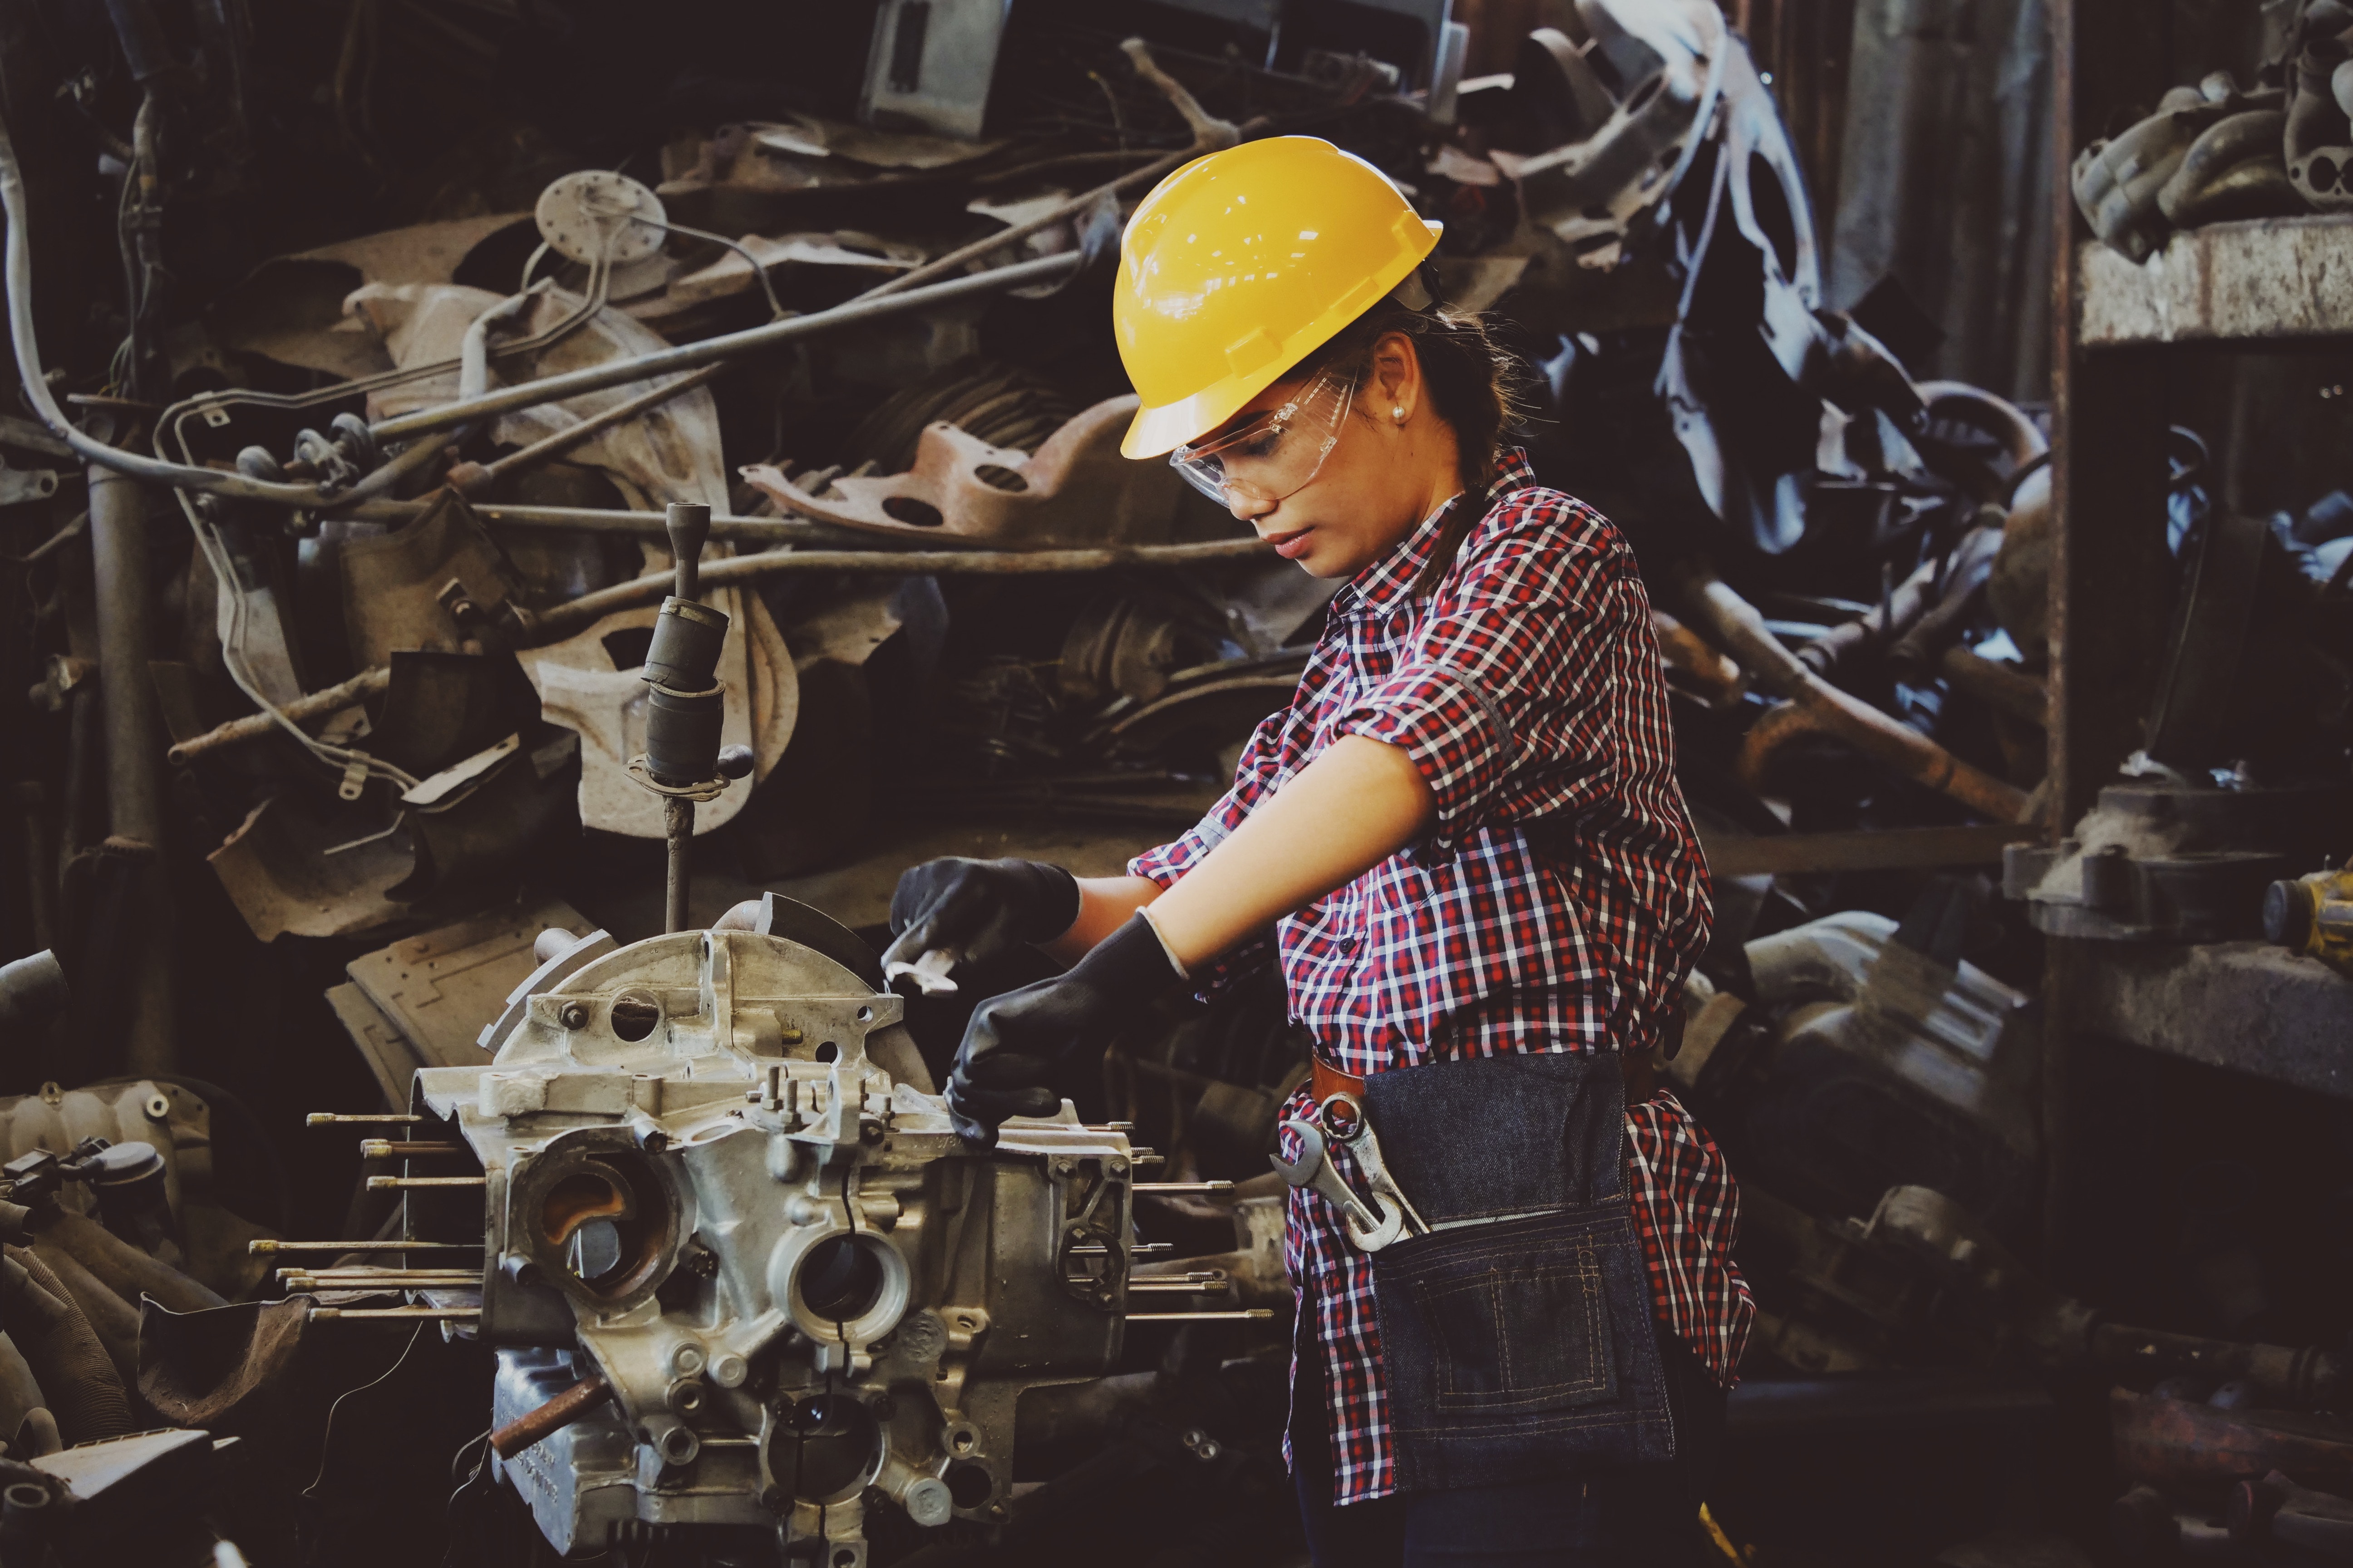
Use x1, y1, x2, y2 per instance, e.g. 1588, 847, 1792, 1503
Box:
664, 796, 694, 936
86, 465, 172, 1074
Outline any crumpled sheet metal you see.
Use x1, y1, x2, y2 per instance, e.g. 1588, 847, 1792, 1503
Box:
348, 282, 798, 836
208, 794, 415, 942
337, 489, 529, 668
738, 394, 1191, 548
1491, 0, 1725, 271
203, 211, 531, 379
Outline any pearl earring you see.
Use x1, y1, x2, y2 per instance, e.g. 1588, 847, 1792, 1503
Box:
1391, 406, 1405, 422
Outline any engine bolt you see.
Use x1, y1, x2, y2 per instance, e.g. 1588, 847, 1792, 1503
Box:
1051, 1158, 1076, 1178
559, 1002, 591, 1030
672, 1343, 706, 1376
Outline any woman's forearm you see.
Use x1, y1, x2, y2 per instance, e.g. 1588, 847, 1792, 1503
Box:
1041, 875, 1164, 964
1147, 736, 1434, 970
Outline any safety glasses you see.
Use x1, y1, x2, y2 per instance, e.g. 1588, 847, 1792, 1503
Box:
1170, 367, 1356, 507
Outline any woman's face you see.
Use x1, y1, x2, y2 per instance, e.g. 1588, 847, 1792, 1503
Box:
1191, 332, 1463, 580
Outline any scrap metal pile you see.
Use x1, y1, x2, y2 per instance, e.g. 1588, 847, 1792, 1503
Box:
0, 0, 2349, 1564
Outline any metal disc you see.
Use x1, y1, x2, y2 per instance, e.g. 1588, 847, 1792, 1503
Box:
534, 169, 668, 267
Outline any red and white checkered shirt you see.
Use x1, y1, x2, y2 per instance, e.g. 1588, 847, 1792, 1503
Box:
1130, 450, 1754, 1505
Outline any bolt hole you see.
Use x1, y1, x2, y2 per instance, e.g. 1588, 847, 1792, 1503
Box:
950, 1430, 975, 1453
834, 1553, 857, 1568
610, 992, 662, 1042
815, 1041, 839, 1063
882, 496, 944, 528
856, 1006, 874, 1022
945, 1461, 993, 1509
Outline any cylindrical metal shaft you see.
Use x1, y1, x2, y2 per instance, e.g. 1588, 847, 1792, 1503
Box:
306, 1113, 423, 1125
364, 1176, 487, 1190
664, 796, 694, 935
358, 1140, 464, 1159
490, 1374, 614, 1460
367, 252, 1081, 442
87, 463, 173, 1076
251, 1239, 480, 1254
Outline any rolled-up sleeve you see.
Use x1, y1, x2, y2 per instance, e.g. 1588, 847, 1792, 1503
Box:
1334, 541, 1616, 839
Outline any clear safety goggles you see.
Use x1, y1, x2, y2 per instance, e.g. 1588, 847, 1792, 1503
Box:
1170, 367, 1357, 507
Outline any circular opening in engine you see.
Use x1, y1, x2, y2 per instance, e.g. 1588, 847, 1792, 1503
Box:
797, 1235, 885, 1322
945, 1461, 993, 1509
815, 1041, 839, 1063
529, 1150, 673, 1307
610, 991, 662, 1042
776, 1394, 881, 1503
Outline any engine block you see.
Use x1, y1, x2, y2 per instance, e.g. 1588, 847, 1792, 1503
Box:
412, 920, 1138, 1560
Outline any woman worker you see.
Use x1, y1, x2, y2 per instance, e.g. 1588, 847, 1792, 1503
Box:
882, 136, 1752, 1564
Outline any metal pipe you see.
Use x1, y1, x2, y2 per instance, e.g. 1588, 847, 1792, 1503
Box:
87, 466, 172, 1075
369, 251, 1084, 443
357, 1140, 464, 1158
346, 498, 847, 541
1675, 566, 2033, 824
305, 1112, 423, 1125
490, 1374, 613, 1459
166, 664, 391, 766
520, 537, 1271, 646
448, 366, 720, 496
663, 796, 693, 936
88, 469, 161, 847
250, 1239, 479, 1253
306, 1307, 479, 1321
364, 1176, 486, 1190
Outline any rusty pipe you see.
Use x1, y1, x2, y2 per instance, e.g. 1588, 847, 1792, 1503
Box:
1676, 567, 2033, 823
446, 366, 720, 497
491, 1374, 613, 1459
1941, 646, 2048, 727
166, 665, 391, 766
519, 537, 1272, 645
1797, 557, 1939, 679
1918, 382, 2048, 468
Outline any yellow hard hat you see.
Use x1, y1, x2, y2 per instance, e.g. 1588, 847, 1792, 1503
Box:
1114, 136, 1443, 459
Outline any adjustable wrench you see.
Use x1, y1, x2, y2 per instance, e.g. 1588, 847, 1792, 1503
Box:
1271, 1119, 1403, 1252
1337, 1115, 1428, 1239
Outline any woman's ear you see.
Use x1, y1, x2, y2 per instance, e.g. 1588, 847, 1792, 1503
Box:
1368, 331, 1421, 425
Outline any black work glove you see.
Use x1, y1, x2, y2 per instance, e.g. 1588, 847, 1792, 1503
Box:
946, 914, 1186, 1147
881, 857, 1081, 985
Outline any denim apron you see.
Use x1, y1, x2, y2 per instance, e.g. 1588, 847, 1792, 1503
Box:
1359, 1050, 1674, 1492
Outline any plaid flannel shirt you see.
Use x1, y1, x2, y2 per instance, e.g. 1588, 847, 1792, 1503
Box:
1129, 450, 1753, 1505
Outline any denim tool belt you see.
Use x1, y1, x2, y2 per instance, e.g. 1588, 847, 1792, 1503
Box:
1329, 1051, 1676, 1490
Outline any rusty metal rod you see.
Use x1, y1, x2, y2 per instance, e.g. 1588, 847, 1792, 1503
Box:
343, 499, 850, 541
370, 251, 1083, 442
521, 537, 1271, 645
1942, 645, 2050, 727
365, 1175, 486, 1190
450, 367, 722, 496
251, 1239, 480, 1253
1674, 565, 2033, 824
359, 1140, 465, 1159
169, 667, 393, 766
663, 796, 694, 935
491, 1374, 614, 1460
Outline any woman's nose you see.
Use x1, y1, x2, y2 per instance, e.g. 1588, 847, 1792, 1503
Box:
1228, 489, 1275, 525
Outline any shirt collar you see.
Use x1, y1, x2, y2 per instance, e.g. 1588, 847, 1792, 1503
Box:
1333, 447, 1538, 616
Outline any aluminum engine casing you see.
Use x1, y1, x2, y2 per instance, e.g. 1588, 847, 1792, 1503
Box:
414, 927, 1136, 1561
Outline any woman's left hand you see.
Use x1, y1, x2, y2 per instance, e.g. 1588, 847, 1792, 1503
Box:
946, 915, 1185, 1146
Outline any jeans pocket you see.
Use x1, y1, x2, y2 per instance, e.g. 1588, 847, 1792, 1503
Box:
1412, 1238, 1615, 1414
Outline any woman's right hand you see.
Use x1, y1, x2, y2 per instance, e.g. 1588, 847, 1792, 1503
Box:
879, 858, 1081, 984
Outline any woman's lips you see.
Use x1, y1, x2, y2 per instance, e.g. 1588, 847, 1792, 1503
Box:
1265, 526, 1314, 560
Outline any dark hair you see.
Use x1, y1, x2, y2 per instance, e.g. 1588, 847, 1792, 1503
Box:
1290, 295, 1536, 498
